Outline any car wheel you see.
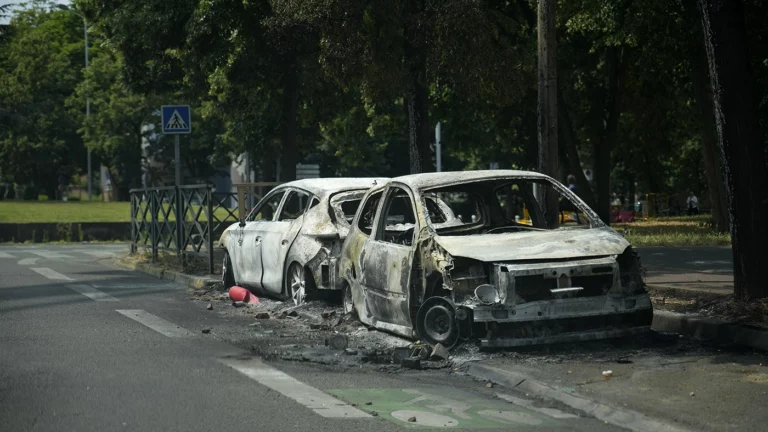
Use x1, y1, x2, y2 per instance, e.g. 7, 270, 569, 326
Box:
416, 296, 459, 348
342, 282, 355, 316
222, 251, 235, 289
288, 262, 311, 306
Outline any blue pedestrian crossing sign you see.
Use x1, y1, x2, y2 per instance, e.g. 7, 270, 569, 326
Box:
161, 105, 191, 134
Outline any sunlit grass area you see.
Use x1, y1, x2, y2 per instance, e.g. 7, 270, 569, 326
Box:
613, 214, 731, 247
0, 201, 131, 222
0, 201, 238, 223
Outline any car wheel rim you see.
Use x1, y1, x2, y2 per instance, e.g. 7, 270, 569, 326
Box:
423, 305, 455, 343
290, 265, 305, 306
222, 255, 228, 285
343, 285, 353, 314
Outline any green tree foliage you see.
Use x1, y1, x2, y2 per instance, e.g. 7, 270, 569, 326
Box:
68, 50, 154, 198
0, 4, 86, 198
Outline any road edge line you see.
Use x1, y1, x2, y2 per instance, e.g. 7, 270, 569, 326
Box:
466, 362, 691, 432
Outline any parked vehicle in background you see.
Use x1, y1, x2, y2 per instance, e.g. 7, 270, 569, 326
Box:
339, 170, 652, 348
219, 178, 385, 305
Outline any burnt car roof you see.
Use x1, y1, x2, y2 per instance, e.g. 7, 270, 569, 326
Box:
279, 178, 386, 197
391, 170, 552, 190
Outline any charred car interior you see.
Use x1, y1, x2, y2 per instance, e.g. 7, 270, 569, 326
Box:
339, 170, 653, 349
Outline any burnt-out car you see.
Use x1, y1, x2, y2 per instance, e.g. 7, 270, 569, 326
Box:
339, 170, 652, 348
219, 178, 385, 305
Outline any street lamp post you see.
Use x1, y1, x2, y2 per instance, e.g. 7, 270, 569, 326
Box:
57, 5, 92, 202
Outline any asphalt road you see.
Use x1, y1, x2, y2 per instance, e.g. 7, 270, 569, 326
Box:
0, 244, 621, 432
637, 246, 733, 292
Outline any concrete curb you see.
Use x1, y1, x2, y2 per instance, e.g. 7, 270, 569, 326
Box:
466, 363, 691, 432
651, 310, 768, 351
113, 258, 221, 290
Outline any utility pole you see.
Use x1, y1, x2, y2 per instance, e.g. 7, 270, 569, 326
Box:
537, 0, 559, 227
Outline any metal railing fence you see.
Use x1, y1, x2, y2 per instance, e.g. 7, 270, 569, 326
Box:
129, 183, 280, 274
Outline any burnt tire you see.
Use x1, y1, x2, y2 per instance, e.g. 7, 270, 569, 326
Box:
416, 297, 459, 348
222, 251, 235, 289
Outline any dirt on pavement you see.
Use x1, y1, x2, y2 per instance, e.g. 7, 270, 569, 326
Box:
649, 286, 768, 329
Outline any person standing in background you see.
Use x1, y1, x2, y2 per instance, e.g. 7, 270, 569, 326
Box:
687, 191, 699, 215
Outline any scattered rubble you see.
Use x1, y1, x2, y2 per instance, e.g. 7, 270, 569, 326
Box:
201, 328, 211, 334
486, 382, 493, 388
408, 416, 417, 422
431, 343, 450, 361
255, 312, 270, 319
326, 334, 349, 350
206, 303, 213, 310
401, 357, 421, 369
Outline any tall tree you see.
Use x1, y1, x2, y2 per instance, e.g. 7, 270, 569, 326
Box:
538, 0, 559, 226
0, 5, 86, 198
698, 0, 768, 299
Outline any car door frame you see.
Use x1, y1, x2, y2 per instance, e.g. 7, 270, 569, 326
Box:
232, 187, 288, 287
358, 183, 419, 329
257, 187, 315, 295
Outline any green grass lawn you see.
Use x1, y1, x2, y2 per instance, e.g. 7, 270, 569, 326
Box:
0, 200, 239, 223
0, 201, 132, 223
614, 214, 731, 247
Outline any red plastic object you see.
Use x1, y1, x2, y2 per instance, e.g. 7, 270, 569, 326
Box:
229, 286, 259, 304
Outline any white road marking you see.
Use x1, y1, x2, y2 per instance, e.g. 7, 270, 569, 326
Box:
219, 357, 371, 419
116, 310, 194, 338
18, 258, 40, 266
81, 251, 116, 258
0, 252, 15, 258
29, 251, 74, 259
31, 267, 73, 281
66, 284, 119, 302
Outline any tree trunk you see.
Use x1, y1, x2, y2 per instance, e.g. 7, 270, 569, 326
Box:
685, 0, 729, 232
595, 46, 624, 225
280, 62, 299, 182
698, 0, 768, 299
558, 88, 596, 208
403, 1, 432, 175
537, 0, 559, 228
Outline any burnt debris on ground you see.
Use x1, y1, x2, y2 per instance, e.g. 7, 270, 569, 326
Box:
649, 286, 768, 328
189, 285, 765, 374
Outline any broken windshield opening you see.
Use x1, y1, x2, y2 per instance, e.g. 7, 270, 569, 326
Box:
423, 178, 595, 235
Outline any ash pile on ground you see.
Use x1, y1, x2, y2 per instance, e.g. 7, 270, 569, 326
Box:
189, 287, 453, 371
190, 286, 729, 373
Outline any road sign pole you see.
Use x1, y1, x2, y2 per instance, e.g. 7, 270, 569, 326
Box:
174, 134, 181, 186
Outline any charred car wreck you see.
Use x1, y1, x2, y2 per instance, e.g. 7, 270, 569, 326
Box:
339, 170, 652, 348
219, 178, 384, 305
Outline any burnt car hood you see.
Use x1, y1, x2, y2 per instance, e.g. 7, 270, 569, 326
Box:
433, 227, 629, 262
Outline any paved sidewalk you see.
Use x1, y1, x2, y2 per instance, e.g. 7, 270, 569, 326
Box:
637, 247, 732, 294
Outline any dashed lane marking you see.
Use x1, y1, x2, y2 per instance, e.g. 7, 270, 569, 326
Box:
219, 357, 371, 419
66, 284, 119, 302
31, 267, 73, 281
18, 258, 40, 266
116, 310, 194, 338
0, 252, 14, 258
29, 251, 74, 259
